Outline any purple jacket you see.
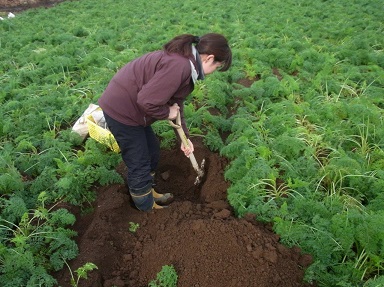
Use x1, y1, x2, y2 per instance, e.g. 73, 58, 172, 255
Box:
98, 50, 196, 137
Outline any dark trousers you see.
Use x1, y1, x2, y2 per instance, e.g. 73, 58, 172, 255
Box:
103, 112, 160, 192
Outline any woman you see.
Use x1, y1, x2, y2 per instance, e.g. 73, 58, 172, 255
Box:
98, 33, 232, 211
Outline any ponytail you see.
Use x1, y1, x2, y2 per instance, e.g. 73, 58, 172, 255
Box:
163, 34, 197, 57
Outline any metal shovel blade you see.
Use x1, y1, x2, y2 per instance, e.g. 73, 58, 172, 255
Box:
193, 158, 206, 185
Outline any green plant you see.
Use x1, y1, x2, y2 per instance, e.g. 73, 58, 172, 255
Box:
247, 176, 303, 203
64, 261, 98, 287
129, 221, 140, 233
0, 193, 78, 286
148, 265, 178, 287
344, 120, 378, 165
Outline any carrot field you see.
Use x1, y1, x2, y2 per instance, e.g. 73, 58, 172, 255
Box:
1, 0, 384, 286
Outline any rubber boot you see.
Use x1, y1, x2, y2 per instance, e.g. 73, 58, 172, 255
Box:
152, 188, 174, 205
153, 202, 166, 209
129, 184, 154, 212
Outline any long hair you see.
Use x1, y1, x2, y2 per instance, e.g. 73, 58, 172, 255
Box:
164, 33, 232, 72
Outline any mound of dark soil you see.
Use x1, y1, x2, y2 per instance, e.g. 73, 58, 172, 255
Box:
53, 138, 314, 287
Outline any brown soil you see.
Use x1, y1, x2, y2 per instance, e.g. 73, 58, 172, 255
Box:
0, 0, 67, 12
2, 2, 315, 286
52, 138, 314, 287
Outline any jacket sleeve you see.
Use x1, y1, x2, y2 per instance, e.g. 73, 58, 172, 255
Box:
137, 56, 191, 120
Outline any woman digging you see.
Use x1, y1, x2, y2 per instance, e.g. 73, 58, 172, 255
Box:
98, 33, 232, 211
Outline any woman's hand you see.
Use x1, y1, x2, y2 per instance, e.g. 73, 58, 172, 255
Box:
168, 103, 180, 120
181, 139, 194, 157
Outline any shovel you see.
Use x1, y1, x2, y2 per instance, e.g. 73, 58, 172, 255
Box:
169, 111, 205, 185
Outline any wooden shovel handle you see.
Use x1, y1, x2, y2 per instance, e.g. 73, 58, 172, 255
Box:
168, 112, 200, 173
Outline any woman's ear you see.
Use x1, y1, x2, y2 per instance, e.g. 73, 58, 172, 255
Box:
200, 54, 215, 63
204, 54, 215, 63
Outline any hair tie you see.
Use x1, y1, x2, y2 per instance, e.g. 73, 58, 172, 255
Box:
194, 36, 200, 44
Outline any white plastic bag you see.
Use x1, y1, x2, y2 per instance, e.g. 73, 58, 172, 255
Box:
72, 104, 101, 139
91, 109, 108, 129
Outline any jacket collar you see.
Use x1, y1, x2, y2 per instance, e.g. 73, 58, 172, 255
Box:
190, 45, 205, 83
